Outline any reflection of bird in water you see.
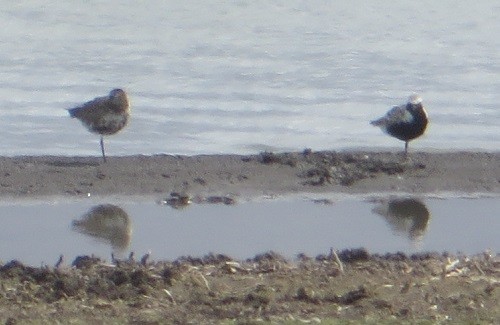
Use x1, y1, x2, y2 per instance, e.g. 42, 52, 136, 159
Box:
372, 197, 430, 243
72, 204, 132, 252
371, 94, 428, 154
68, 89, 130, 162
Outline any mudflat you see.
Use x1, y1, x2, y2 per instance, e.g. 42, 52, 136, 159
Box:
0, 151, 498, 198
0, 150, 498, 323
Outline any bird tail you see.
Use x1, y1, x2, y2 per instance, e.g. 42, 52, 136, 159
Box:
68, 107, 79, 118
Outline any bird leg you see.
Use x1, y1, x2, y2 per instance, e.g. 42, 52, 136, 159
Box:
100, 136, 107, 163
404, 141, 409, 156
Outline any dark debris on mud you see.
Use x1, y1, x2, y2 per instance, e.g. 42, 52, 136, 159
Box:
160, 192, 237, 209
252, 150, 426, 186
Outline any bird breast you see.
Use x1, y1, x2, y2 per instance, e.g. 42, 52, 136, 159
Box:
87, 112, 129, 135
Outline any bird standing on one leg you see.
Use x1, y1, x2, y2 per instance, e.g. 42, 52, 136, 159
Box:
68, 89, 130, 162
371, 94, 428, 155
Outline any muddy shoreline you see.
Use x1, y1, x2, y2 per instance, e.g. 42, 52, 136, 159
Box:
0, 150, 498, 323
0, 150, 498, 199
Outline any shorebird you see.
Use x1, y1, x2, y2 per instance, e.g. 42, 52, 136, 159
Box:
68, 89, 130, 162
371, 94, 428, 154
72, 204, 132, 251
372, 198, 430, 242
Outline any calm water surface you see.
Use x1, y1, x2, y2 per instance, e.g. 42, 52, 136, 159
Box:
0, 2, 499, 156
0, 196, 498, 266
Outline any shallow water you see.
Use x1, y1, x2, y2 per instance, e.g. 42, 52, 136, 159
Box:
0, 2, 499, 156
0, 196, 498, 266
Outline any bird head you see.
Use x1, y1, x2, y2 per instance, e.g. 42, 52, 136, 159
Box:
408, 94, 422, 105
109, 88, 126, 99
109, 89, 129, 109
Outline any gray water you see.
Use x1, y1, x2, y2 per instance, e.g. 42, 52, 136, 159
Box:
0, 2, 499, 156
0, 196, 498, 266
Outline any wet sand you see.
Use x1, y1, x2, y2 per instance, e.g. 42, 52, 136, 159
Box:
0, 150, 498, 199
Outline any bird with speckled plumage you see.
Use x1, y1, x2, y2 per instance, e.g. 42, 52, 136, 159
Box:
371, 94, 428, 154
68, 89, 130, 162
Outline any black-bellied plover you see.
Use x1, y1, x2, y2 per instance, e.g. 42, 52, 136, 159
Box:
371, 94, 428, 154
68, 89, 130, 162
372, 198, 430, 242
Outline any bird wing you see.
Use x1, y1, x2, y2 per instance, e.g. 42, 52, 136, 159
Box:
386, 105, 410, 121
68, 95, 111, 120
372, 105, 413, 126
